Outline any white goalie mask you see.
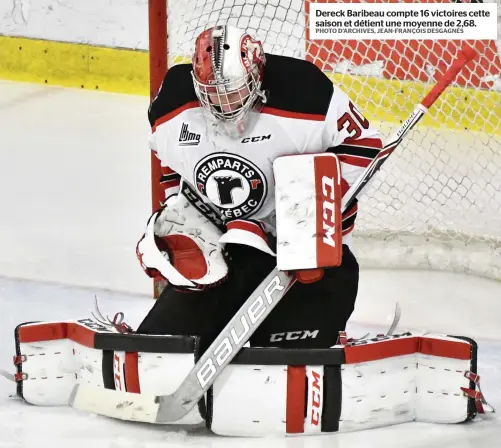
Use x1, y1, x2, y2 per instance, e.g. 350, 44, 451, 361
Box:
192, 25, 267, 136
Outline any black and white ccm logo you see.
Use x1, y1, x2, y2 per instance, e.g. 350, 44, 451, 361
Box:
77, 318, 113, 333
241, 134, 271, 143
270, 330, 319, 342
194, 153, 267, 219
179, 123, 201, 146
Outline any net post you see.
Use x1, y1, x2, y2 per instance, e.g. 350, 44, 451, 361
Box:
148, 0, 168, 297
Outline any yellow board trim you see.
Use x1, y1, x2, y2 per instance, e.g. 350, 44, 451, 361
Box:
0, 36, 149, 96
329, 73, 501, 136
1, 36, 499, 135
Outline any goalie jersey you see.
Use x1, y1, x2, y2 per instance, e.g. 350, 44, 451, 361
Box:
148, 53, 383, 246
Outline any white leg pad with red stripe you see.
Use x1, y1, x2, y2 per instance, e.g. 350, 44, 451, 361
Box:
13, 337, 84, 406
273, 153, 343, 270
11, 320, 204, 425
9, 321, 484, 436
209, 334, 479, 436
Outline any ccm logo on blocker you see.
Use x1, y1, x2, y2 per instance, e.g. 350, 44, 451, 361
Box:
196, 275, 286, 388
322, 175, 337, 248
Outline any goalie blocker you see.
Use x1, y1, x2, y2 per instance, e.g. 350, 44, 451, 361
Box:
274, 152, 343, 274
8, 319, 490, 437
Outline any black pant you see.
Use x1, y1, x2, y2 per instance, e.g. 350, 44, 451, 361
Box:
137, 244, 359, 350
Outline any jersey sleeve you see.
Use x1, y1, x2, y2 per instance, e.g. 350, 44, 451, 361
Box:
323, 86, 383, 237
148, 130, 181, 202
147, 64, 197, 203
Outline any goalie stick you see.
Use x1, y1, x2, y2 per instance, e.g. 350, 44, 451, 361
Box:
69, 44, 477, 424
342, 43, 478, 214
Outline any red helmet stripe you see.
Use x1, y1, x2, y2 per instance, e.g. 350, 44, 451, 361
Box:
193, 28, 216, 83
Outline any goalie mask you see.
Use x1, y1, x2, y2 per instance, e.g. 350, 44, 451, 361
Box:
192, 25, 267, 136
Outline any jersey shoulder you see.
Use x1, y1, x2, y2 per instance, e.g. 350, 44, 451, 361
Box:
262, 54, 333, 116
148, 63, 197, 127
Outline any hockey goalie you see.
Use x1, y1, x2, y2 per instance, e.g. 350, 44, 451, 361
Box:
4, 25, 493, 437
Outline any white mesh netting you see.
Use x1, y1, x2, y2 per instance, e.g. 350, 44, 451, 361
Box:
165, 0, 501, 279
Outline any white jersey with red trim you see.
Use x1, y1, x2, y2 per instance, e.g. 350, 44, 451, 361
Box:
148, 54, 382, 245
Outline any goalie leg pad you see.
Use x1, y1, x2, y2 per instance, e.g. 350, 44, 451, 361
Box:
10, 320, 204, 425
208, 334, 480, 436
9, 322, 483, 436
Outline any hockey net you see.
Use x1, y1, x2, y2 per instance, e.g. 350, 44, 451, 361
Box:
152, 0, 501, 280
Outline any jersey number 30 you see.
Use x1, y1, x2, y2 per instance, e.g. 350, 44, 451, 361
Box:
337, 102, 370, 139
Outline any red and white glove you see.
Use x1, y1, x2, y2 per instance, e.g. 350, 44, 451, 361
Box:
136, 195, 228, 291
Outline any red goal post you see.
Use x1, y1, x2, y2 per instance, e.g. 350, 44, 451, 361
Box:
148, 0, 167, 215
148, 0, 501, 282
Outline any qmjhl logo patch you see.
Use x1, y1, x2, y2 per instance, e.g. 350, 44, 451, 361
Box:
179, 123, 201, 146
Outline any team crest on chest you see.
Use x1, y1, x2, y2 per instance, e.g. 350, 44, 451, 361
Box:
194, 153, 267, 219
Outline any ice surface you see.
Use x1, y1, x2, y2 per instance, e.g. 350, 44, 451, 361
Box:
0, 81, 499, 447
0, 80, 152, 295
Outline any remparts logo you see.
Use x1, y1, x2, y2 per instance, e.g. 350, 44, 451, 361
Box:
270, 330, 319, 342
179, 123, 201, 146
194, 153, 267, 219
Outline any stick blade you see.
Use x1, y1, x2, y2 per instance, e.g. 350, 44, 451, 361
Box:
155, 394, 194, 423
69, 384, 159, 423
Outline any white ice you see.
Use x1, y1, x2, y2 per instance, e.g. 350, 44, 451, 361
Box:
0, 81, 499, 447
